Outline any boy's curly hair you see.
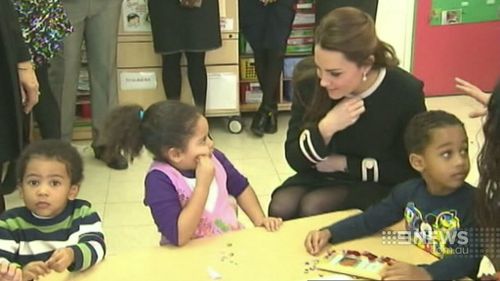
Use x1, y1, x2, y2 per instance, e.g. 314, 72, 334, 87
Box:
17, 140, 83, 185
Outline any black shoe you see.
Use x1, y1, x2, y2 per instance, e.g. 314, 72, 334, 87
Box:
264, 110, 278, 134
91, 144, 129, 170
250, 110, 268, 137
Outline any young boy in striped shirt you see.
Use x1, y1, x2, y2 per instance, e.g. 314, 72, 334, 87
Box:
0, 140, 105, 281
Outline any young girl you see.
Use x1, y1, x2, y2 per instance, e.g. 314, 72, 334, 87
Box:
103, 101, 282, 246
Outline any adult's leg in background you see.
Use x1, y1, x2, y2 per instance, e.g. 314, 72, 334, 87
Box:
249, 5, 291, 136
84, 0, 122, 145
33, 63, 61, 139
259, 48, 284, 134
162, 52, 182, 100
84, 0, 128, 170
260, 48, 284, 111
185, 51, 207, 113
252, 48, 269, 103
48, 5, 86, 142
252, 0, 295, 135
250, 48, 270, 136
268, 185, 310, 220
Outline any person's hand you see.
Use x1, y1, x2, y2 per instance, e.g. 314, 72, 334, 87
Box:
257, 217, 283, 231
195, 154, 215, 189
318, 98, 365, 142
46, 247, 74, 273
315, 154, 347, 173
21, 261, 50, 281
455, 77, 491, 118
304, 229, 331, 256
380, 262, 432, 280
17, 61, 39, 114
0, 263, 22, 281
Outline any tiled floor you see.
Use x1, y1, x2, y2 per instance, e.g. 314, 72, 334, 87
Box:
4, 95, 485, 255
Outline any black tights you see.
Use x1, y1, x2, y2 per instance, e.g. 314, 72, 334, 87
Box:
33, 64, 61, 139
162, 52, 207, 113
268, 185, 349, 220
253, 48, 285, 111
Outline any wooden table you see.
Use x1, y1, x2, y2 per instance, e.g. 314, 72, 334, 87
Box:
42, 210, 437, 281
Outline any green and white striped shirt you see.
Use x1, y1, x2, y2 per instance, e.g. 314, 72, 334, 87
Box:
0, 199, 105, 271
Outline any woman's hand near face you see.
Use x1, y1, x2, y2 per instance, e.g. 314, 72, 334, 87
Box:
318, 97, 365, 144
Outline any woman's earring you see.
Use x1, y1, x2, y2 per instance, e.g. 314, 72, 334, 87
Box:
362, 72, 368, 82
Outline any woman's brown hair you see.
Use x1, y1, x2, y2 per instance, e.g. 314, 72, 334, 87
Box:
476, 80, 500, 229
300, 7, 399, 123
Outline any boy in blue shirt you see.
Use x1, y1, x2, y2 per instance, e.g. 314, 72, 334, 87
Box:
305, 110, 481, 280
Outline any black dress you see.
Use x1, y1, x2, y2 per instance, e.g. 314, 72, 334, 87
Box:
239, 0, 297, 51
0, 0, 31, 194
147, 0, 221, 54
278, 59, 427, 210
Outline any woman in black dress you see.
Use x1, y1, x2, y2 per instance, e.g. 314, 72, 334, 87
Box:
148, 0, 221, 114
268, 8, 426, 220
0, 0, 39, 211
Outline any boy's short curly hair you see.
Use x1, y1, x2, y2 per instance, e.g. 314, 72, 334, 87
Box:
17, 140, 84, 185
404, 110, 465, 154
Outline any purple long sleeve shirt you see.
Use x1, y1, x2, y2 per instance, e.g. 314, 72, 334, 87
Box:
143, 149, 249, 246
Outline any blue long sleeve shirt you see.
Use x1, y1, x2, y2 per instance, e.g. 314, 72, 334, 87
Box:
326, 178, 480, 280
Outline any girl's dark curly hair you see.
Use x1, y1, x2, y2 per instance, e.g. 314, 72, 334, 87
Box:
102, 100, 201, 163
477, 80, 500, 229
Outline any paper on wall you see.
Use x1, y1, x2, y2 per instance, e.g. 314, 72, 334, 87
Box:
120, 71, 157, 90
206, 72, 238, 111
220, 18, 234, 32
122, 0, 151, 32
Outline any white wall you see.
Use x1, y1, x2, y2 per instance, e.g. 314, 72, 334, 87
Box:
375, 0, 415, 71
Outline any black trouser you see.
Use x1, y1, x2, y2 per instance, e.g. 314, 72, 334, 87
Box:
162, 52, 207, 112
33, 63, 61, 139
253, 48, 284, 111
